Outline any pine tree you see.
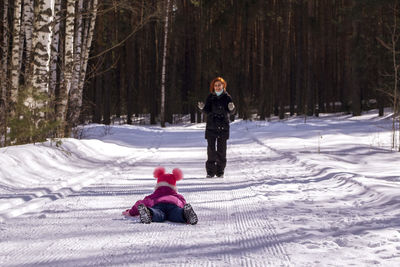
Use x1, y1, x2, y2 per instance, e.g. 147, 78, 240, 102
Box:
8, 86, 59, 145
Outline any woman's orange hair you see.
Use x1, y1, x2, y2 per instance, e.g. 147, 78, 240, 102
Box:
209, 77, 227, 93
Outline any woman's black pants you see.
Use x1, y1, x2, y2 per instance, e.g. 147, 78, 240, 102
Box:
206, 137, 227, 176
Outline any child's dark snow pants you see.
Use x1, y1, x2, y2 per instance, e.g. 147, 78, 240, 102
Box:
148, 203, 186, 223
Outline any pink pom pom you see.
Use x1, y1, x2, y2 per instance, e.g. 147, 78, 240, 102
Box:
154, 167, 165, 178
172, 168, 183, 181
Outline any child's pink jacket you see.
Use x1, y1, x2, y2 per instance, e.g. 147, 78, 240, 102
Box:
128, 186, 187, 216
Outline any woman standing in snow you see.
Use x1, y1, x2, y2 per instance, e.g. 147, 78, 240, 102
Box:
198, 77, 236, 178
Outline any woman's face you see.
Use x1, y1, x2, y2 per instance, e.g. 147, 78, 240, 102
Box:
214, 81, 224, 92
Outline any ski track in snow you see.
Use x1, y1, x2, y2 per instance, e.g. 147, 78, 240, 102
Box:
0, 128, 164, 223
230, 123, 400, 266
1, 119, 400, 266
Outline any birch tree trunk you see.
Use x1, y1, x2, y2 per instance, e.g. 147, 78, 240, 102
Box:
160, 0, 171, 128
19, 0, 34, 80
1, 0, 9, 104
57, 0, 75, 132
71, 0, 83, 99
0, 0, 9, 146
78, 0, 98, 92
48, 0, 61, 97
66, 0, 98, 132
30, 0, 54, 97
10, 0, 22, 109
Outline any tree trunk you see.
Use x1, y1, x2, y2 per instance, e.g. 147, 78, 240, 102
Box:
280, 0, 292, 119
48, 0, 61, 98
114, 8, 121, 120
103, 54, 112, 126
30, 0, 54, 108
392, 3, 399, 149
19, 0, 34, 82
125, 29, 135, 124
169, 29, 178, 122
272, 0, 280, 117
266, 0, 274, 119
258, 16, 266, 120
74, 0, 98, 124
94, 74, 102, 123
343, 0, 354, 114
66, 0, 88, 131
57, 0, 74, 135
10, 0, 22, 109
160, 0, 171, 127
194, 2, 203, 123
71, 0, 83, 101
81, 2, 94, 104
295, 0, 305, 115
60, 0, 75, 129
1, 0, 9, 108
306, 0, 315, 117
351, 19, 361, 116
0, 0, 8, 144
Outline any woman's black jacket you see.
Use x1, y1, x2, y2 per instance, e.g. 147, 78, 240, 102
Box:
202, 92, 235, 139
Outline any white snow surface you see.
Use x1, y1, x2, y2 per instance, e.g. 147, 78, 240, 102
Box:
1, 110, 400, 266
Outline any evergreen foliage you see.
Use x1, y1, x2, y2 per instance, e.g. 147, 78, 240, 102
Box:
8, 87, 59, 145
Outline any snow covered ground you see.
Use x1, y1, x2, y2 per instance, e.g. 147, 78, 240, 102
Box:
1, 110, 400, 266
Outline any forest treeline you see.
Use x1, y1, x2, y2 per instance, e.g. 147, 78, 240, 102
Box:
1, 0, 400, 147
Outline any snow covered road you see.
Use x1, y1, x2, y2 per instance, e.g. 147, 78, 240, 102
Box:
1, 113, 400, 266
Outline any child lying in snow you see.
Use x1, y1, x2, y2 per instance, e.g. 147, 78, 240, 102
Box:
122, 167, 198, 225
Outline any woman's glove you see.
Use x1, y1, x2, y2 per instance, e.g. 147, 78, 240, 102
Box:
228, 102, 235, 111
198, 101, 205, 110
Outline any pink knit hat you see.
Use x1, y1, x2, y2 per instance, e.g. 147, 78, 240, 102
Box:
153, 167, 183, 191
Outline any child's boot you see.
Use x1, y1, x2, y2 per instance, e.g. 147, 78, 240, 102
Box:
183, 204, 198, 225
137, 204, 152, 224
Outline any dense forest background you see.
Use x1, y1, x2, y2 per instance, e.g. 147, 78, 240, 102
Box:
1, 0, 400, 146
